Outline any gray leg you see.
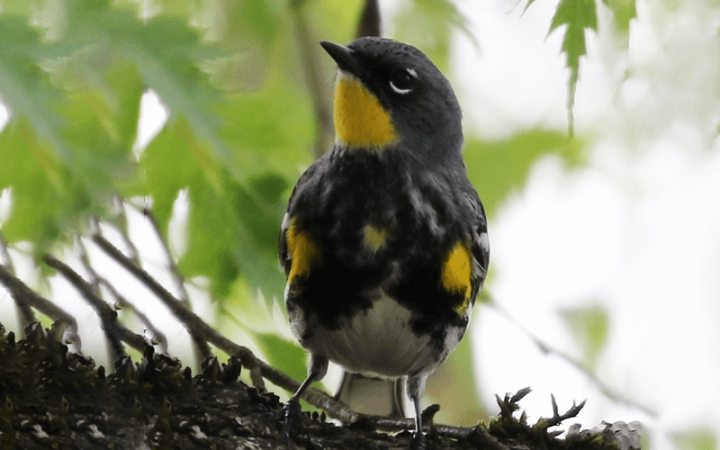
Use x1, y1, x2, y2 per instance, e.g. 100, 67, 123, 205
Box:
407, 374, 429, 450
411, 391, 423, 434
293, 354, 329, 400
283, 354, 329, 443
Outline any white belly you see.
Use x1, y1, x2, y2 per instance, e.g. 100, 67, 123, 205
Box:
290, 291, 442, 378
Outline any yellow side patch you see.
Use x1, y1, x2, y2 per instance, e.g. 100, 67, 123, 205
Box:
334, 77, 398, 148
286, 219, 321, 283
440, 243, 472, 314
362, 224, 388, 252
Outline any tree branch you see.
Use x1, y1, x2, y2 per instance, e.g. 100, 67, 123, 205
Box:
91, 233, 267, 387
97, 276, 169, 353
487, 296, 656, 417
0, 232, 36, 326
290, 0, 334, 160
0, 264, 77, 332
140, 206, 213, 363
356, 0, 381, 38
42, 254, 145, 355
108, 197, 141, 265
89, 232, 425, 430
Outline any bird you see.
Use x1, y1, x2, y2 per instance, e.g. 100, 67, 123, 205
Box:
278, 36, 489, 448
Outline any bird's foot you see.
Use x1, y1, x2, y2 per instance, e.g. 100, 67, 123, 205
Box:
279, 397, 316, 448
281, 397, 302, 441
409, 432, 428, 450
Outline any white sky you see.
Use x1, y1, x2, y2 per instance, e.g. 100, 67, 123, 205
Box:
445, 1, 720, 450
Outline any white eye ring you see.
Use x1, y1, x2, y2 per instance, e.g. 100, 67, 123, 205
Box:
389, 68, 417, 95
389, 81, 412, 94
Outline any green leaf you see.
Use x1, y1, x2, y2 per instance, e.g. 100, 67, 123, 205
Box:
672, 429, 718, 450
218, 73, 315, 180
549, 0, 598, 136
44, 0, 307, 301
0, 14, 141, 246
0, 0, 37, 16
53, 57, 143, 194
129, 118, 207, 234
131, 117, 232, 295
523, 0, 539, 14
464, 129, 583, 217
601, 0, 637, 34
153, 0, 195, 18
198, 0, 282, 51
51, 0, 231, 164
130, 16, 227, 159
394, 0, 476, 72
0, 16, 76, 161
223, 277, 307, 385
130, 117, 285, 300
0, 119, 67, 244
252, 331, 308, 383
561, 305, 608, 370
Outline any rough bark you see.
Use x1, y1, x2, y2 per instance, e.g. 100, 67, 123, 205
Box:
0, 322, 640, 450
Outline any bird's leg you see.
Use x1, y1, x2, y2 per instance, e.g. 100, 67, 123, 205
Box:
409, 392, 427, 450
407, 375, 428, 450
282, 355, 328, 443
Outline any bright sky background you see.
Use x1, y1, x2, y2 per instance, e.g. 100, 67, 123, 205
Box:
443, 1, 720, 450
1, 2, 719, 450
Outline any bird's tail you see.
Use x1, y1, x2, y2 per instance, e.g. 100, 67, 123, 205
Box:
335, 371, 406, 418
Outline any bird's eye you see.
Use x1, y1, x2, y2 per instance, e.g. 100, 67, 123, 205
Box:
389, 68, 418, 95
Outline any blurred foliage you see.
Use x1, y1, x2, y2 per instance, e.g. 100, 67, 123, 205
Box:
0, 0, 613, 305
672, 429, 718, 450
560, 305, 608, 372
393, 0, 475, 72
465, 130, 582, 217
0, 0, 635, 428
550, 0, 598, 137
525, 0, 636, 135
601, 0, 637, 34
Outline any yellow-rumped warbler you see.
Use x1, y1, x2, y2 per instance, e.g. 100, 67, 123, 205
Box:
279, 37, 489, 448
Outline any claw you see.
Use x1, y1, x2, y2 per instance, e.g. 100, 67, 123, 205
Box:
281, 397, 302, 445
409, 432, 428, 450
281, 397, 322, 449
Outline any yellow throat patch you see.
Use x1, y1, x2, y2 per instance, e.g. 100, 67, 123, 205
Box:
334, 75, 398, 148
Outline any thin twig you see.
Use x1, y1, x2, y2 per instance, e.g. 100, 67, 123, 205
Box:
541, 395, 585, 428
89, 233, 520, 440
91, 233, 266, 384
141, 207, 190, 306
0, 233, 15, 274
98, 276, 169, 353
0, 232, 35, 326
76, 236, 102, 296
488, 297, 656, 417
111, 197, 141, 265
356, 0, 381, 38
75, 237, 126, 361
0, 264, 77, 331
89, 231, 504, 439
290, 0, 334, 160
140, 206, 213, 363
42, 254, 144, 355
89, 216, 170, 353
91, 232, 372, 418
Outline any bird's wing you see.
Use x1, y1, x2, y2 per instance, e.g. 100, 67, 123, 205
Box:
467, 189, 490, 303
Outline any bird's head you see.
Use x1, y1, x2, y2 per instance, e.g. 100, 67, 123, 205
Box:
321, 37, 463, 160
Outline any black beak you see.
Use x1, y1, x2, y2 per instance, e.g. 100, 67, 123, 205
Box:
320, 41, 364, 78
